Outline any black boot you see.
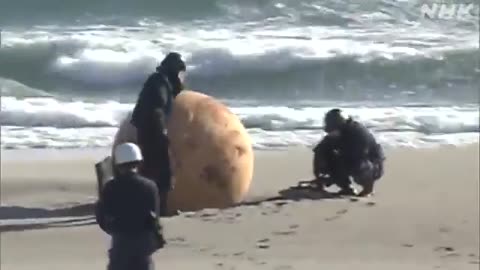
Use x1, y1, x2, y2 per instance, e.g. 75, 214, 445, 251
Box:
159, 191, 169, 217
334, 176, 357, 196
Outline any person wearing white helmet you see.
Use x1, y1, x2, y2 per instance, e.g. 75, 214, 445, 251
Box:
95, 143, 165, 270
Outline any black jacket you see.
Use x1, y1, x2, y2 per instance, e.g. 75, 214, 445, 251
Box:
131, 70, 173, 132
95, 171, 161, 235
315, 119, 384, 171
338, 119, 385, 168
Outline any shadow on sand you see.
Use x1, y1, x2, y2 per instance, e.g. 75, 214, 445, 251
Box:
237, 178, 346, 207
0, 217, 96, 233
0, 203, 96, 233
0, 203, 95, 220
0, 179, 348, 231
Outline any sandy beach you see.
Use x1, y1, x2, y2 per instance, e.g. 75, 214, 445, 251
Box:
1, 145, 479, 270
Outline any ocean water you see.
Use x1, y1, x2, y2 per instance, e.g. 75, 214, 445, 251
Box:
1, 0, 479, 150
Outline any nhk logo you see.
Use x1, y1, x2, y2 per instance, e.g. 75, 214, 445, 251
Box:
420, 3, 479, 20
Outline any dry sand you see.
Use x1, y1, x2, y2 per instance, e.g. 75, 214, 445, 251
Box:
1, 145, 479, 270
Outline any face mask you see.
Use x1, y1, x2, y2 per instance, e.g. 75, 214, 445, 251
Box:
178, 71, 186, 83
328, 130, 341, 137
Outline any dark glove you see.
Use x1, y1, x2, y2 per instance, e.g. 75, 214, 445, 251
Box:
149, 211, 167, 249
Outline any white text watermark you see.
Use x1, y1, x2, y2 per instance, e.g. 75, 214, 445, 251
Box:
420, 3, 479, 20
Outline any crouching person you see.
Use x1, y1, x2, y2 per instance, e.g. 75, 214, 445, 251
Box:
95, 143, 166, 270
312, 109, 385, 197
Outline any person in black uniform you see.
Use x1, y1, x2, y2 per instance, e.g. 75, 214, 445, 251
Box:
130, 52, 186, 216
312, 108, 385, 197
96, 142, 166, 270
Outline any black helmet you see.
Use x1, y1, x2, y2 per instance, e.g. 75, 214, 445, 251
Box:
159, 52, 186, 74
324, 108, 346, 133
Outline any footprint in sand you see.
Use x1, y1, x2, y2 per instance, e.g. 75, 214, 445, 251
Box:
167, 236, 189, 247
349, 197, 376, 206
169, 236, 186, 242
365, 201, 376, 207
199, 209, 219, 218
272, 224, 299, 236
199, 247, 212, 253
434, 246, 455, 252
434, 246, 461, 258
256, 238, 270, 249
274, 266, 293, 270
215, 262, 237, 270
212, 252, 228, 258
440, 253, 460, 258
275, 201, 289, 207
260, 202, 284, 215
246, 256, 267, 265
439, 226, 452, 233
325, 216, 340, 221
183, 212, 196, 218
325, 209, 348, 221
272, 230, 296, 236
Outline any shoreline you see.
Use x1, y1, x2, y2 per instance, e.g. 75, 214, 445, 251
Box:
1, 142, 479, 161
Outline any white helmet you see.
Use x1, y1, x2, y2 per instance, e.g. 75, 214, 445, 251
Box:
114, 142, 143, 165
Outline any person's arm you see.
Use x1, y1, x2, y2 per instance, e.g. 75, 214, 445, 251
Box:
95, 183, 115, 234
348, 124, 373, 167
148, 182, 166, 248
151, 81, 173, 134
153, 75, 173, 119
312, 137, 327, 178
151, 183, 161, 217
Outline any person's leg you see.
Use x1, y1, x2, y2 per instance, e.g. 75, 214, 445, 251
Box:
136, 127, 158, 178
313, 140, 341, 189
329, 173, 355, 195
312, 148, 330, 190
130, 255, 154, 270
352, 160, 376, 197
107, 250, 128, 270
333, 175, 356, 195
156, 133, 173, 216
312, 148, 323, 179
158, 190, 169, 216
137, 124, 172, 214
329, 156, 356, 195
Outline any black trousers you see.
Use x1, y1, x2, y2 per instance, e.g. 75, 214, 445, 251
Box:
136, 126, 172, 216
330, 159, 380, 190
314, 150, 383, 190
107, 234, 158, 270
107, 254, 153, 270
159, 190, 169, 217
